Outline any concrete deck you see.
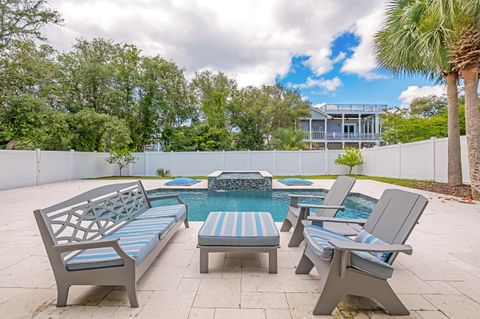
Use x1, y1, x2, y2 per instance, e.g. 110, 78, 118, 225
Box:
0, 179, 479, 318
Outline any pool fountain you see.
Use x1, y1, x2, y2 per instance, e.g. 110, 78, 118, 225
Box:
208, 171, 273, 191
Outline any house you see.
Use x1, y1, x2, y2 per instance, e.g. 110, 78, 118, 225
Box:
299, 104, 386, 149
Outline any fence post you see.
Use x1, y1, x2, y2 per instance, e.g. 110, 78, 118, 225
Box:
299, 150, 303, 175
248, 150, 251, 170
170, 151, 174, 176
373, 145, 377, 176
324, 148, 329, 175
398, 143, 402, 178
197, 150, 201, 175
273, 150, 277, 175
431, 137, 436, 181
223, 150, 226, 170
144, 151, 149, 176
70, 149, 75, 180
35, 148, 41, 185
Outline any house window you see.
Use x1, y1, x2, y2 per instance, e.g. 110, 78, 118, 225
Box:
344, 124, 355, 134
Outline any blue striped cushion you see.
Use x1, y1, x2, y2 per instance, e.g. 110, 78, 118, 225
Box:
304, 224, 393, 279
114, 217, 176, 239
354, 230, 392, 262
198, 212, 279, 246
66, 234, 159, 271
136, 204, 186, 221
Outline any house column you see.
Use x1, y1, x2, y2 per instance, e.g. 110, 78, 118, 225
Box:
341, 113, 345, 149
374, 113, 379, 135
358, 113, 362, 148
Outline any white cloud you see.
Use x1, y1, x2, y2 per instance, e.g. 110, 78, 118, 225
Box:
340, 6, 387, 79
45, 0, 385, 87
291, 76, 342, 92
398, 85, 446, 106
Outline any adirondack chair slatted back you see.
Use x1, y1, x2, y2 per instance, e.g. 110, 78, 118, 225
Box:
317, 176, 356, 217
363, 189, 428, 263
35, 181, 150, 246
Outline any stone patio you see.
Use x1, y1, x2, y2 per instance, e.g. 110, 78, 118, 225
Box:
0, 179, 479, 318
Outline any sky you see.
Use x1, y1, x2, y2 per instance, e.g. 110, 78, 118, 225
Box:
45, 0, 446, 108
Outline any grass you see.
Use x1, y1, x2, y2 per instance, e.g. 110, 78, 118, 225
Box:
93, 175, 431, 188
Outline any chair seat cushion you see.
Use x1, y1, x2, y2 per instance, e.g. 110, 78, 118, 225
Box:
137, 204, 186, 221
66, 234, 159, 271
198, 211, 279, 246
304, 225, 394, 279
114, 217, 176, 239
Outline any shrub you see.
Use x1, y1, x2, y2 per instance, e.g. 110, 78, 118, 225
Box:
335, 147, 364, 175
106, 148, 137, 176
156, 168, 170, 177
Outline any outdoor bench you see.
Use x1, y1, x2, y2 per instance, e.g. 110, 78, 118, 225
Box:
34, 181, 188, 307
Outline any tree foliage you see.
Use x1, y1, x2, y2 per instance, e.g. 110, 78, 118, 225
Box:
271, 128, 307, 151
106, 148, 137, 176
335, 147, 364, 175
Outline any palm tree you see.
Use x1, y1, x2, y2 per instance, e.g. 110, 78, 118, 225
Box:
374, 0, 463, 186
271, 128, 307, 150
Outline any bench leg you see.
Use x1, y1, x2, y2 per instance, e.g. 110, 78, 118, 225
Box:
56, 283, 70, 307
126, 280, 139, 308
268, 249, 277, 274
200, 249, 209, 273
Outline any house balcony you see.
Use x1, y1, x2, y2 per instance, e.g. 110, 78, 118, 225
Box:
317, 104, 387, 113
302, 131, 381, 142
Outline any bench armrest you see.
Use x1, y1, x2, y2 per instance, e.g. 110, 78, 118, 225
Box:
53, 238, 135, 263
148, 194, 184, 205
288, 194, 325, 199
298, 203, 345, 210
329, 239, 413, 255
307, 216, 366, 225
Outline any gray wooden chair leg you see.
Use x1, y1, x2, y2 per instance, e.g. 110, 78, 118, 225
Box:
126, 281, 139, 308
295, 249, 314, 274
280, 219, 292, 232
370, 281, 409, 315
288, 219, 305, 247
56, 284, 70, 307
313, 287, 345, 315
268, 249, 277, 274
200, 249, 209, 273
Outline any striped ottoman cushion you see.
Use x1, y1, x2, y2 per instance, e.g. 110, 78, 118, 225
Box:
198, 211, 279, 246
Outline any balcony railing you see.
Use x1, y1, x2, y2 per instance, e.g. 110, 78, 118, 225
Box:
302, 131, 380, 141
317, 104, 386, 113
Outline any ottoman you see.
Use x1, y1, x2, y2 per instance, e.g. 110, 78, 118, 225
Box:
198, 211, 280, 273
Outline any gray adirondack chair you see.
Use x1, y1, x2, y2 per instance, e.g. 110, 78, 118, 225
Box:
295, 189, 428, 315
280, 176, 356, 247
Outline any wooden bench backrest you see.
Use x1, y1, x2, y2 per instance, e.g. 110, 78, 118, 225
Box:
35, 181, 150, 245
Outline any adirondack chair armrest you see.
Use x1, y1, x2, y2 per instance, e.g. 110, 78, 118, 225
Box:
288, 194, 325, 199
307, 216, 362, 223
52, 238, 135, 263
148, 194, 184, 205
297, 203, 345, 210
329, 239, 413, 255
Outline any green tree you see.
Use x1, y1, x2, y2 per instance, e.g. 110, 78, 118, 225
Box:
106, 148, 137, 176
410, 96, 447, 117
0, 0, 62, 50
374, 0, 463, 186
335, 147, 364, 175
0, 94, 71, 150
271, 128, 306, 151
68, 109, 131, 152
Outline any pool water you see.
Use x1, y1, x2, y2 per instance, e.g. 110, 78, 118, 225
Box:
148, 189, 376, 222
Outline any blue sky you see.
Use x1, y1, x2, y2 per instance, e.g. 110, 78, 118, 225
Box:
277, 32, 437, 108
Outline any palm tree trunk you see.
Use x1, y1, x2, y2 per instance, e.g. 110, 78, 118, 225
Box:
446, 72, 462, 186
462, 65, 480, 199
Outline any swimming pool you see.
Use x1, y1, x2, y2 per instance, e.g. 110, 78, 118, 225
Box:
148, 189, 376, 222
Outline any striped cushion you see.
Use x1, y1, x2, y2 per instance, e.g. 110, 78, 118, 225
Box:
114, 217, 176, 239
66, 234, 159, 271
304, 224, 394, 279
354, 230, 392, 262
198, 211, 279, 246
136, 204, 186, 221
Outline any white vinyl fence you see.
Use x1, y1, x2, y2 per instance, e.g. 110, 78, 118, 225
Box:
0, 136, 470, 190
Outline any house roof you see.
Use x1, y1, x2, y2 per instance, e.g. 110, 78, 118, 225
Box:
301, 106, 332, 120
